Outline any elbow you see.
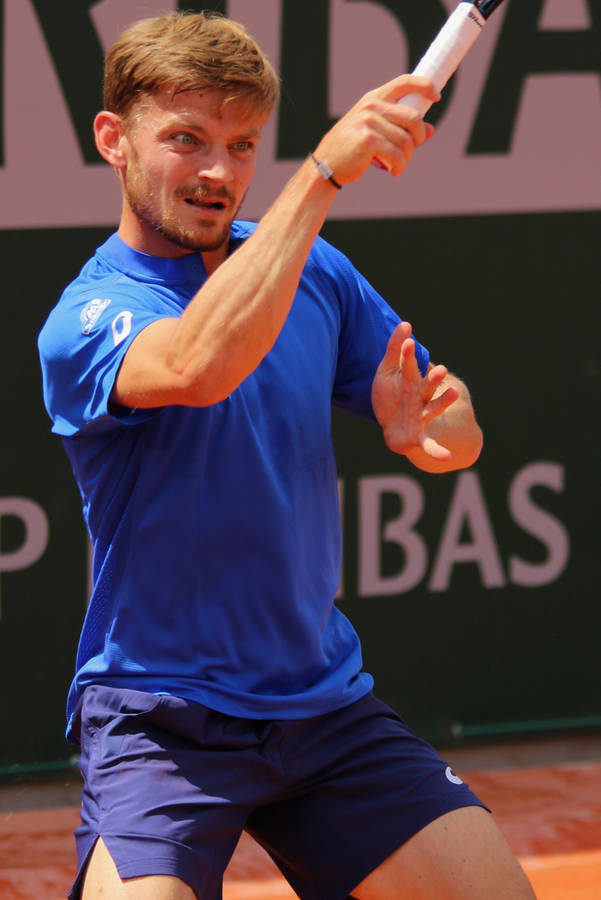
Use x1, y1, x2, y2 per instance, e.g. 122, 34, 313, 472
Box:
167, 355, 245, 407
171, 369, 235, 407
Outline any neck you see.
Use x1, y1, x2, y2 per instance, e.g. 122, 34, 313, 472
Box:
200, 246, 229, 275
117, 207, 230, 273
117, 208, 193, 259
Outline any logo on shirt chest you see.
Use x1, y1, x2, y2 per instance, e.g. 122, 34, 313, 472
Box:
80, 297, 111, 335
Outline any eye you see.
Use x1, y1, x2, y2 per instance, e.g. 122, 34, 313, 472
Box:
230, 140, 254, 153
172, 132, 199, 147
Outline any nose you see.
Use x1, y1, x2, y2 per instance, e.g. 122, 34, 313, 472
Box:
197, 144, 233, 183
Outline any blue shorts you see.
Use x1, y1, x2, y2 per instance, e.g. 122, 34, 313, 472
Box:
70, 685, 487, 900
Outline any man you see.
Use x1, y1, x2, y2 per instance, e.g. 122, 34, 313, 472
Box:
38, 11, 536, 900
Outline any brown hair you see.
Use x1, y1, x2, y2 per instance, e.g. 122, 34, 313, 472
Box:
103, 11, 280, 121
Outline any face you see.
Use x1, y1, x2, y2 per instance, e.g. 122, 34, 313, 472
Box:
119, 87, 266, 260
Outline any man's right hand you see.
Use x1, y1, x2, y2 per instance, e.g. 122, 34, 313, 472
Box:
312, 74, 439, 185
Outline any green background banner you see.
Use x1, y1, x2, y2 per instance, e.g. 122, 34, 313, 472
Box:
324, 211, 600, 742
1, 0, 600, 770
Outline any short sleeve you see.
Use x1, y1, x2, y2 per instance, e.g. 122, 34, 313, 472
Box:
309, 239, 430, 420
38, 285, 170, 436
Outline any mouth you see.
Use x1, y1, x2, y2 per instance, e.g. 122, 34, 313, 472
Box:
183, 197, 227, 211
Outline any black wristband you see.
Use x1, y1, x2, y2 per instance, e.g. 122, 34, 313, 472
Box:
310, 152, 342, 190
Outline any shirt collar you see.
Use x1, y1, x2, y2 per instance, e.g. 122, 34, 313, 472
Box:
97, 223, 249, 284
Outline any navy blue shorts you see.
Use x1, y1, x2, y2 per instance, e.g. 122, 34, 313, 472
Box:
70, 685, 487, 900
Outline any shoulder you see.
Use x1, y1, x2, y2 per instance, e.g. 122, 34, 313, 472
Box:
39, 272, 137, 361
39, 247, 179, 361
308, 233, 352, 270
299, 235, 362, 303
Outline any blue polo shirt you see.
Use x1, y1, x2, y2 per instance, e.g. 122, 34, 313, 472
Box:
38, 222, 429, 739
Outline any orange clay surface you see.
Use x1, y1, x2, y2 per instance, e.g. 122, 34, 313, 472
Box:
1, 761, 601, 899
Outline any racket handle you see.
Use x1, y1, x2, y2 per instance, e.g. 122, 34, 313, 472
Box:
403, 1, 485, 113
375, 1, 486, 166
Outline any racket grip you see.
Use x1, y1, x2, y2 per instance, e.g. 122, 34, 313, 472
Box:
375, 1, 486, 166
409, 2, 486, 101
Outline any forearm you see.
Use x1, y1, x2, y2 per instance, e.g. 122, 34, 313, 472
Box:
164, 159, 337, 405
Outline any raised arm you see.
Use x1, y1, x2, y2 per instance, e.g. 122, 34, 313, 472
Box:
107, 75, 440, 410
371, 322, 483, 473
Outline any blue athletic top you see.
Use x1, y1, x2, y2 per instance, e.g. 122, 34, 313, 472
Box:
38, 222, 429, 740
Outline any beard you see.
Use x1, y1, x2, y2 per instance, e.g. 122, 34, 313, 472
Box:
124, 160, 242, 254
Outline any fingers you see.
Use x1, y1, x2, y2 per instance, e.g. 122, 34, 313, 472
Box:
424, 384, 459, 420
420, 435, 452, 460
419, 382, 459, 460
424, 363, 450, 396
371, 75, 440, 174
397, 326, 423, 381
377, 96, 432, 146
380, 74, 441, 107
313, 75, 439, 184
363, 88, 436, 175
390, 334, 456, 414
369, 112, 424, 174
380, 321, 412, 372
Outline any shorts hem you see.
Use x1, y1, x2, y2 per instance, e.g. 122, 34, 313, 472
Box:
69, 834, 202, 900
116, 855, 191, 879
340, 799, 490, 900
107, 833, 202, 896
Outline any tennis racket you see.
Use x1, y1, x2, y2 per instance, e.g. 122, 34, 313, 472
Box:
402, 0, 506, 114
375, 0, 506, 168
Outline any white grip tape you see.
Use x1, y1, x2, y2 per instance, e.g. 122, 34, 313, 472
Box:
399, 2, 486, 115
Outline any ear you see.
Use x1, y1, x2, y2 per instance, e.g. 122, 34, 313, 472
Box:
94, 111, 128, 170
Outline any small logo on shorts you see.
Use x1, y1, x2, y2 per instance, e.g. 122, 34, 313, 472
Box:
81, 297, 111, 334
445, 766, 464, 785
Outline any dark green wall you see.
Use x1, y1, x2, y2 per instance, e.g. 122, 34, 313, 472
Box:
324, 211, 600, 742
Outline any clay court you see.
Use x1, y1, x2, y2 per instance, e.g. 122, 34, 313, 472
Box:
1, 733, 600, 899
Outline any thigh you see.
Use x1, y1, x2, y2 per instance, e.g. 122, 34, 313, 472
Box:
247, 693, 490, 900
351, 806, 536, 900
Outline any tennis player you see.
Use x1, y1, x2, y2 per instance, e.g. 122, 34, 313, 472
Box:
38, 11, 535, 900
